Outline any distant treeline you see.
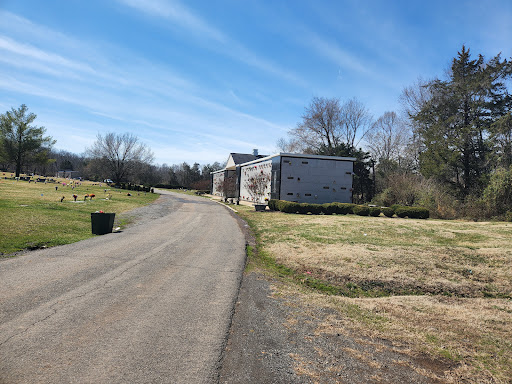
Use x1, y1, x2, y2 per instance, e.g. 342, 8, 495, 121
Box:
1, 148, 223, 190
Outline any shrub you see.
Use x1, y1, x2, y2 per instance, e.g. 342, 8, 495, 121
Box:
322, 203, 337, 215
373, 173, 425, 207
395, 206, 429, 219
268, 199, 279, 211
352, 205, 370, 216
412, 207, 430, 219
482, 167, 512, 217
460, 195, 488, 221
279, 201, 301, 214
308, 204, 323, 215
382, 207, 395, 217
153, 183, 183, 189
417, 182, 459, 220
369, 207, 381, 217
332, 203, 355, 215
506, 211, 512, 222
390, 204, 402, 212
297, 203, 310, 214
276, 200, 288, 212
395, 207, 408, 218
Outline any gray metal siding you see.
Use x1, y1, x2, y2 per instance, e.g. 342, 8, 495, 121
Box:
279, 156, 353, 204
270, 156, 282, 200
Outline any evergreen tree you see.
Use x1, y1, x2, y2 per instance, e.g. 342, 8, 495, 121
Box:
414, 46, 511, 198
0, 104, 55, 177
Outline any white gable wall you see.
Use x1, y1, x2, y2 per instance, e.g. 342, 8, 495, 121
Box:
225, 155, 237, 170
211, 172, 225, 196
239, 160, 272, 202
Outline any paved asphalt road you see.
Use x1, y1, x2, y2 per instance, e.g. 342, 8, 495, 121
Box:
0, 191, 246, 384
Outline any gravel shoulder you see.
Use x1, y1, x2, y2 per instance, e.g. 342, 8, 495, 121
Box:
220, 271, 453, 384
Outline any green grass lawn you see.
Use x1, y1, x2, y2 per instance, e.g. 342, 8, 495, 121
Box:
0, 176, 159, 255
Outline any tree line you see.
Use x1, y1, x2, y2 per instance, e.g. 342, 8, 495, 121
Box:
279, 45, 512, 219
0, 106, 222, 189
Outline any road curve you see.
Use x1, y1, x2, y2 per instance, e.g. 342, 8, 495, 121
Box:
0, 191, 246, 384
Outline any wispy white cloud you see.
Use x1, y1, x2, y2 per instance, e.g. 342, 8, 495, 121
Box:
115, 0, 306, 87
117, 0, 228, 43
301, 31, 370, 76
0, 10, 290, 164
0, 35, 96, 74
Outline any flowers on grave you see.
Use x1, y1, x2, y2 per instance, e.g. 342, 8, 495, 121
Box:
73, 194, 78, 201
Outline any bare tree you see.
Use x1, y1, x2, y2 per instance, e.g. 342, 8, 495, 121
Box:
215, 173, 237, 200
365, 111, 410, 162
340, 98, 373, 148
399, 77, 432, 120
288, 97, 343, 153
399, 78, 433, 172
87, 132, 154, 184
287, 97, 373, 153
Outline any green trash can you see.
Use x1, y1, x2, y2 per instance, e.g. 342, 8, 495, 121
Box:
91, 212, 116, 235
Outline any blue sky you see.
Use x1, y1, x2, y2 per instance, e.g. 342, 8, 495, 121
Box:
1, 0, 511, 165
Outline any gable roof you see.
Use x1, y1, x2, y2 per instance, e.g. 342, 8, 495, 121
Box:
226, 153, 267, 170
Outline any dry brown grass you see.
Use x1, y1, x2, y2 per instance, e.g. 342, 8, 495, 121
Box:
238, 206, 512, 383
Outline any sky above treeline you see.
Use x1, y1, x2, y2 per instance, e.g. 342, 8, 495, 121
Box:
1, 0, 511, 165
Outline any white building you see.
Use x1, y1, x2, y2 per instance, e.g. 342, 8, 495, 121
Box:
213, 152, 355, 204
211, 151, 267, 198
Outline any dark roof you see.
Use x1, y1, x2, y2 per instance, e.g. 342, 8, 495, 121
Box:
230, 153, 267, 165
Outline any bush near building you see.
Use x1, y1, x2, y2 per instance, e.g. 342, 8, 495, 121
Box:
268, 199, 429, 219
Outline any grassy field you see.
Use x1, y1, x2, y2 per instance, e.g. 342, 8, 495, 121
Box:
236, 205, 512, 383
0, 175, 159, 255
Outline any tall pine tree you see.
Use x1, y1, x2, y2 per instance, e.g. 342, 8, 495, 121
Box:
0, 104, 55, 177
414, 46, 511, 198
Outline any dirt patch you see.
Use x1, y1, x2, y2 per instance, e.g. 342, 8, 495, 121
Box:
220, 272, 455, 383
